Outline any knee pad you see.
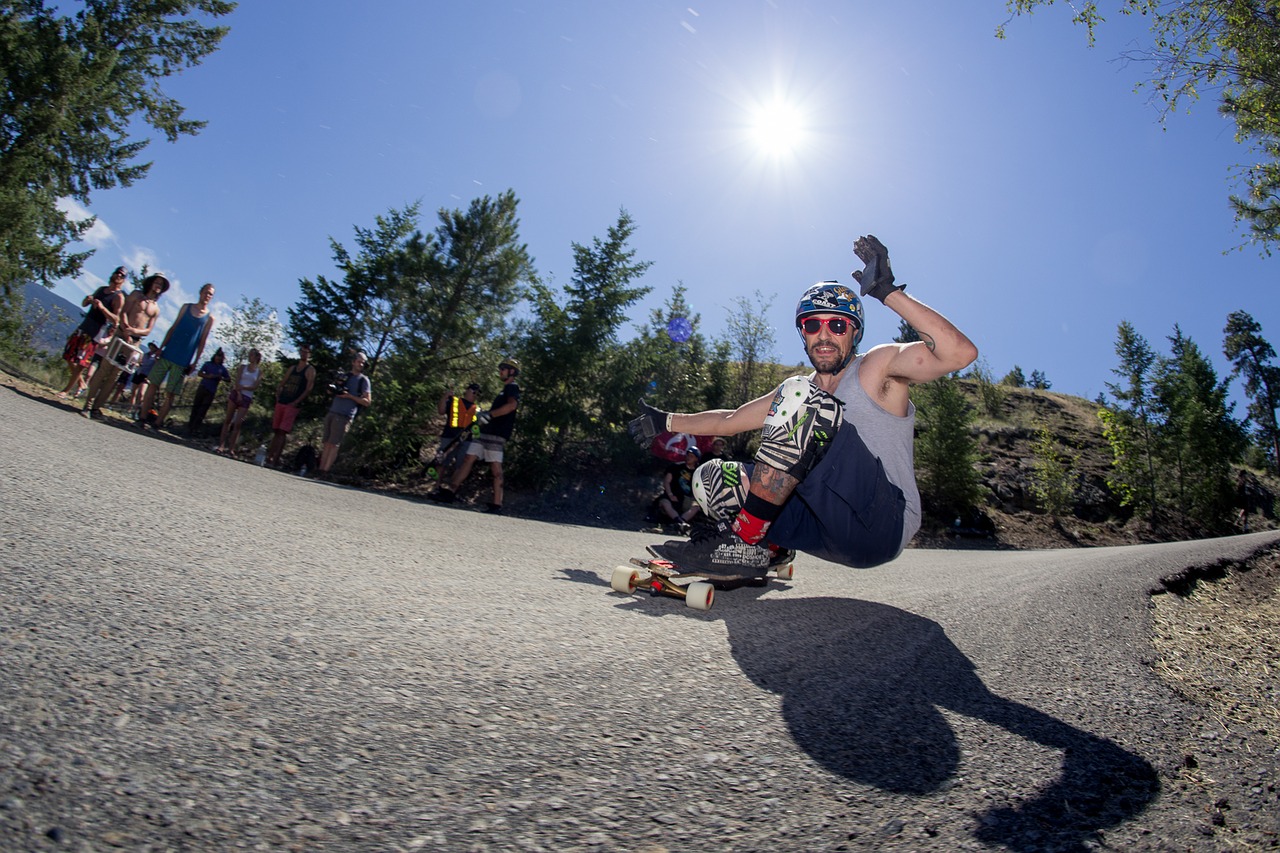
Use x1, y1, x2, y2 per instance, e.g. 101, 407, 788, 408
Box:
692, 459, 750, 520
755, 376, 844, 480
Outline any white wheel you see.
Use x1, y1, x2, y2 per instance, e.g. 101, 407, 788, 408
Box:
685, 581, 714, 611
611, 566, 640, 594
775, 562, 795, 581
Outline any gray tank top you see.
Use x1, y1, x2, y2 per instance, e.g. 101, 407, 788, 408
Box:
834, 356, 921, 549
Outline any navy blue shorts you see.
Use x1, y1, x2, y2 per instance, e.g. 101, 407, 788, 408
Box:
765, 422, 905, 568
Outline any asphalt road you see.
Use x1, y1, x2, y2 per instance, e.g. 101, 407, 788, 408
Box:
2, 382, 1278, 852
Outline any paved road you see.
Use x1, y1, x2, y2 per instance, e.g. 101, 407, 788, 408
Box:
2, 382, 1277, 852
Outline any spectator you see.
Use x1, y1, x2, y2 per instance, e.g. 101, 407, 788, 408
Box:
80, 273, 166, 420
126, 342, 162, 418
656, 446, 703, 533
217, 348, 263, 456
139, 283, 216, 430
57, 266, 127, 399
265, 344, 316, 468
188, 348, 230, 436
430, 382, 480, 481
317, 352, 372, 476
429, 359, 521, 513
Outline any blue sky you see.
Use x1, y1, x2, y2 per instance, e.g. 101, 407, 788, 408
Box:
53, 1, 1276, 408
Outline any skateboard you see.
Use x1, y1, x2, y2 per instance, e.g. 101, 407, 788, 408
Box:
609, 556, 795, 611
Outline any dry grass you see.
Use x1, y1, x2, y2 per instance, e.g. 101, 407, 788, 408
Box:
1151, 548, 1280, 743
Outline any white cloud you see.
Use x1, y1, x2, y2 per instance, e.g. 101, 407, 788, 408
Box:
55, 197, 115, 249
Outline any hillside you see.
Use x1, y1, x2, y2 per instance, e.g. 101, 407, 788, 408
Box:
16, 282, 80, 356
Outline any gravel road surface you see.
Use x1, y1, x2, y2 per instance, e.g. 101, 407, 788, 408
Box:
2, 384, 1278, 852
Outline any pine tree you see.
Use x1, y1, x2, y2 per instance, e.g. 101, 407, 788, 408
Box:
1223, 310, 1280, 470
913, 375, 983, 515
0, 1, 235, 292
1104, 321, 1162, 525
1153, 325, 1246, 526
513, 209, 652, 480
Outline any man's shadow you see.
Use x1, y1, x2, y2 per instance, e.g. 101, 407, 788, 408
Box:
608, 583, 1158, 852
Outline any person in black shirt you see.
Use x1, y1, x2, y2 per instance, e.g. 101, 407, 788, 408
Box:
656, 446, 703, 533
429, 360, 521, 513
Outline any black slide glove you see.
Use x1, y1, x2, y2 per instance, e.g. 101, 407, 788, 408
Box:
628, 400, 670, 447
852, 234, 904, 304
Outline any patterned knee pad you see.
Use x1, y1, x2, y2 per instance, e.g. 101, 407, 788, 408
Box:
755, 375, 844, 480
692, 459, 750, 520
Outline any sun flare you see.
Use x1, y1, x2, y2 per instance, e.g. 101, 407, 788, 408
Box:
748, 99, 807, 157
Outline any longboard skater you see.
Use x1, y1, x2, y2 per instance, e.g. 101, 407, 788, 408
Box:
609, 552, 795, 611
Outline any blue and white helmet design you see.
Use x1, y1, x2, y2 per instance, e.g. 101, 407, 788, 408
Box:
794, 281, 864, 348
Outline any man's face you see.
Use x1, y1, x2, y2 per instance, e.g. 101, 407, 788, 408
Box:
801, 313, 856, 375
199, 285, 215, 305
351, 356, 367, 372
298, 346, 311, 362
109, 270, 126, 289
499, 365, 514, 381
145, 281, 164, 299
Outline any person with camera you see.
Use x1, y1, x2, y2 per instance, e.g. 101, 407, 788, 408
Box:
429, 359, 521, 513
317, 352, 372, 477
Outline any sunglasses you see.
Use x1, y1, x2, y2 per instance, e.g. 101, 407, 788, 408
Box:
799, 317, 854, 336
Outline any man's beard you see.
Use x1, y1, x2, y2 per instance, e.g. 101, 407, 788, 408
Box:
807, 344, 852, 375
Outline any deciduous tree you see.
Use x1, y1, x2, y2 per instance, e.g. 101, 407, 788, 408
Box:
999, 0, 1280, 251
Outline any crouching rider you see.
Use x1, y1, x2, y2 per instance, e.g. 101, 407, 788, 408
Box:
629, 235, 978, 574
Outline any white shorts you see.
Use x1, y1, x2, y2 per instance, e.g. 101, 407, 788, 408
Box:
465, 433, 507, 463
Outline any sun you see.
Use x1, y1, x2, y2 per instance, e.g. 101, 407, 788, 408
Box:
748, 99, 808, 157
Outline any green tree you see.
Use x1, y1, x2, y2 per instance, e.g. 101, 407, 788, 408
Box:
1223, 309, 1280, 469
287, 203, 425, 400
0, 0, 235, 293
1002, 365, 1027, 387
1104, 320, 1162, 524
513, 209, 652, 482
913, 375, 983, 515
1152, 325, 1247, 526
969, 357, 1007, 418
1029, 369, 1052, 390
719, 290, 778, 405
999, 0, 1280, 251
397, 190, 532, 374
1029, 421, 1078, 519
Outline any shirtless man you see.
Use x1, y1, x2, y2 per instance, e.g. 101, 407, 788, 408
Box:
81, 273, 168, 420
139, 283, 217, 430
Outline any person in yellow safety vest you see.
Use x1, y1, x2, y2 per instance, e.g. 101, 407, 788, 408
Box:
431, 382, 481, 480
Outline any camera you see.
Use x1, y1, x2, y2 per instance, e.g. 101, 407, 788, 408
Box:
328, 371, 350, 395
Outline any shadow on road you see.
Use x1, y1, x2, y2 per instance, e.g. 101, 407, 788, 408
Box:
610, 586, 1158, 852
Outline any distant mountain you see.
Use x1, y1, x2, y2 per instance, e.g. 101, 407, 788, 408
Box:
17, 282, 82, 356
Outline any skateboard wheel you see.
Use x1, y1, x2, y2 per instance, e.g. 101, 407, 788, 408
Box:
611, 566, 640, 594
775, 562, 795, 581
685, 581, 714, 611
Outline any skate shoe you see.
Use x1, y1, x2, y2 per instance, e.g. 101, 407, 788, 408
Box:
649, 521, 771, 577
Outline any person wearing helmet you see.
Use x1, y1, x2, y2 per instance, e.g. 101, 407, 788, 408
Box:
430, 359, 522, 513
629, 235, 977, 574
